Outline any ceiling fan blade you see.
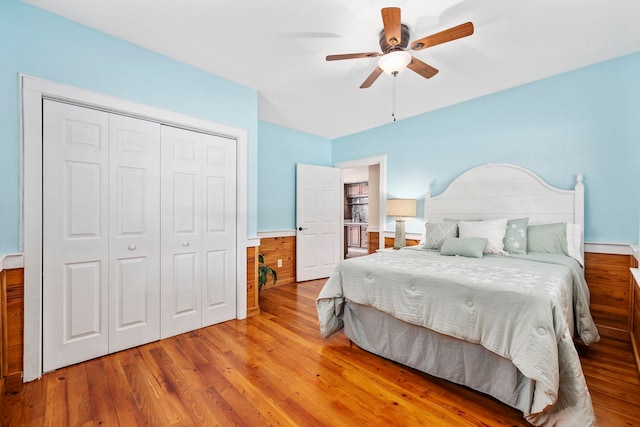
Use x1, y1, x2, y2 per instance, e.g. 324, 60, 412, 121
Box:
407, 57, 439, 79
381, 7, 401, 46
326, 52, 380, 61
360, 67, 383, 89
410, 22, 474, 51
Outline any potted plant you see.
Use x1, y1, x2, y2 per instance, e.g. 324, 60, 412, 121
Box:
258, 254, 277, 291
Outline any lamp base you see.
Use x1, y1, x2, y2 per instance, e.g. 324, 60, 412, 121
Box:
394, 218, 406, 250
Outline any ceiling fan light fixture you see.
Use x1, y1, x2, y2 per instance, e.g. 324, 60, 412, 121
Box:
378, 50, 411, 75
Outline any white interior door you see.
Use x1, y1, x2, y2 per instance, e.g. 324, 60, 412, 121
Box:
43, 100, 110, 372
161, 126, 203, 338
201, 135, 237, 327
296, 164, 342, 281
161, 126, 237, 338
108, 114, 161, 352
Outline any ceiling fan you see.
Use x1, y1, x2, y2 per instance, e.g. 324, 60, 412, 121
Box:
326, 7, 474, 88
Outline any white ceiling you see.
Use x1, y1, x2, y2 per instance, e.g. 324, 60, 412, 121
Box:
23, 0, 640, 139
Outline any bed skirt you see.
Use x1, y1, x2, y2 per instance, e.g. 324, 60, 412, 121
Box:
343, 301, 536, 414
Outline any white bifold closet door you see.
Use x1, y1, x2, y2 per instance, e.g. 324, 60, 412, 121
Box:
43, 100, 161, 372
42, 100, 237, 372
160, 126, 237, 339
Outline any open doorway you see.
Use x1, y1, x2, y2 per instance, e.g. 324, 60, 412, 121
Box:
343, 167, 369, 259
336, 155, 386, 259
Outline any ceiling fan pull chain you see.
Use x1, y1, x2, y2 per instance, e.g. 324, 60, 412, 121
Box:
392, 71, 397, 122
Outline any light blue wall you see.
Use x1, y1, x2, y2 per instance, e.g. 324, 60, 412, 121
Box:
257, 121, 332, 231
333, 52, 640, 244
0, 0, 258, 253
3, 1, 639, 247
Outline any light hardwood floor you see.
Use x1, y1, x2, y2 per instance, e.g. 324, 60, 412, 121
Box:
2, 280, 640, 426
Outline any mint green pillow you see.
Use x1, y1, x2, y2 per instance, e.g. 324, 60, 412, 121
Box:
527, 223, 568, 255
440, 237, 487, 258
424, 222, 458, 249
503, 218, 529, 254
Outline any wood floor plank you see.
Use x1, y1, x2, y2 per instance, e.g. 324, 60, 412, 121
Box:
19, 372, 46, 427
42, 369, 69, 427
146, 340, 228, 427
83, 358, 125, 427
134, 343, 199, 426
173, 336, 271, 426
188, 331, 299, 426
64, 363, 94, 427
116, 349, 173, 426
0, 388, 25, 426
3, 278, 640, 426
97, 354, 151, 426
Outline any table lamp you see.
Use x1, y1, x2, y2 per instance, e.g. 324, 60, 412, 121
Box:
386, 198, 417, 249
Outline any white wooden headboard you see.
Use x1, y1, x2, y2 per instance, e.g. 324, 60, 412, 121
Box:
424, 163, 584, 249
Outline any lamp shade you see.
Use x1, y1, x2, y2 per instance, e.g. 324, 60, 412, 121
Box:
378, 51, 412, 75
386, 198, 416, 217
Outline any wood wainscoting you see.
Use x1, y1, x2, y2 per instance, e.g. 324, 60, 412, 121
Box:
383, 237, 421, 248
246, 246, 259, 318
367, 231, 379, 254
584, 253, 635, 341
630, 262, 640, 374
1, 268, 24, 392
258, 236, 296, 289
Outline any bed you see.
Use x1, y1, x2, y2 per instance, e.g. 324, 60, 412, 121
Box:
317, 164, 600, 426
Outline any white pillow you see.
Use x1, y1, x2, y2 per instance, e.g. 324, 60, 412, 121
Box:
458, 219, 508, 254
566, 223, 584, 266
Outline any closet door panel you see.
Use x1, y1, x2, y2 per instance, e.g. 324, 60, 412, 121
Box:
205, 250, 227, 306
202, 135, 237, 326
161, 126, 203, 338
43, 100, 110, 372
108, 114, 161, 352
64, 261, 103, 337
172, 252, 199, 314
115, 257, 148, 325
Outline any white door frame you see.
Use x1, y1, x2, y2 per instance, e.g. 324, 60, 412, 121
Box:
335, 155, 387, 252
20, 74, 248, 381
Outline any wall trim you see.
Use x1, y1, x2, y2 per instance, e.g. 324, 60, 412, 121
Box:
246, 238, 261, 247
584, 243, 632, 255
258, 230, 296, 238
0, 253, 24, 272
20, 74, 249, 382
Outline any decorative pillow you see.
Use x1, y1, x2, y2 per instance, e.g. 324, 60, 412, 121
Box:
440, 238, 487, 258
503, 218, 529, 255
566, 223, 584, 266
527, 223, 569, 255
423, 222, 458, 249
458, 219, 508, 254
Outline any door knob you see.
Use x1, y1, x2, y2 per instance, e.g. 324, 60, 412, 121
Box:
182, 241, 190, 247
128, 244, 136, 251
298, 226, 307, 231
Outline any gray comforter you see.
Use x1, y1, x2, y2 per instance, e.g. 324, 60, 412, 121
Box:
316, 249, 600, 426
